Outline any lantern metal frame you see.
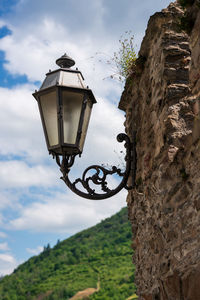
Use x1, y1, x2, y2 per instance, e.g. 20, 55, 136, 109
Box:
33, 54, 136, 200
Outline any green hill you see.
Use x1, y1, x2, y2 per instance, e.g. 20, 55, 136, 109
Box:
0, 207, 137, 300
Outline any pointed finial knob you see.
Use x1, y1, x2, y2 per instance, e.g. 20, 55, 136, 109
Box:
56, 53, 75, 68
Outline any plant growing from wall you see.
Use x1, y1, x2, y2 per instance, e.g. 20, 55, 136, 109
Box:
95, 31, 137, 82
112, 31, 137, 81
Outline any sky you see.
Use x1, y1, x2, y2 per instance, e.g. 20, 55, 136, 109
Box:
0, 0, 173, 276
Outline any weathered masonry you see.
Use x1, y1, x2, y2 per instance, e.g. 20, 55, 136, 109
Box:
119, 1, 200, 299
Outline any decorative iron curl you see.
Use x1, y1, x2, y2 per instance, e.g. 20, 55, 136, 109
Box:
54, 133, 135, 200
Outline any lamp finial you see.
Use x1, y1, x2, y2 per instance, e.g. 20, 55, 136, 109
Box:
56, 53, 75, 68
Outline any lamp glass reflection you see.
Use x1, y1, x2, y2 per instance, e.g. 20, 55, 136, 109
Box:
40, 90, 59, 147
62, 90, 83, 144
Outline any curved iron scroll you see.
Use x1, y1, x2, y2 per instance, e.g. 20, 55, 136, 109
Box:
54, 133, 136, 200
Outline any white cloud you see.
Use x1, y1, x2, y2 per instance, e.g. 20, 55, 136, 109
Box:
0, 193, 13, 210
0, 0, 173, 81
0, 18, 123, 99
0, 85, 47, 162
9, 188, 127, 234
0, 253, 17, 276
26, 245, 43, 255
0, 232, 7, 238
0, 242, 9, 251
0, 20, 6, 28
0, 160, 58, 188
0, 19, 73, 82
0, 191, 23, 215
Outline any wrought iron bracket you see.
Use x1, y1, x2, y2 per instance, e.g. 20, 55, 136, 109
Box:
53, 132, 136, 200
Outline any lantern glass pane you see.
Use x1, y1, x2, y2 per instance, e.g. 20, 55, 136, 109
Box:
40, 91, 59, 147
62, 90, 83, 144
60, 71, 86, 89
79, 99, 92, 151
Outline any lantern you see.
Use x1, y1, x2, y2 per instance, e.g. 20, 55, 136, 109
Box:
33, 53, 136, 200
33, 54, 96, 156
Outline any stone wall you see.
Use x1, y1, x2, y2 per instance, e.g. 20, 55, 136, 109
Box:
119, 1, 200, 299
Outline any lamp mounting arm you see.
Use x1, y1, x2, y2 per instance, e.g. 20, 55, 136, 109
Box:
53, 133, 136, 200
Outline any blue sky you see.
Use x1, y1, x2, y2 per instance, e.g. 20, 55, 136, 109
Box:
0, 0, 173, 275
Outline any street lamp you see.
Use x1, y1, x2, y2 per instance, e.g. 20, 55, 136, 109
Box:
33, 54, 136, 200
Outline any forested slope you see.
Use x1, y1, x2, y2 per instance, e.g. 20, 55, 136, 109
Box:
0, 207, 137, 300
